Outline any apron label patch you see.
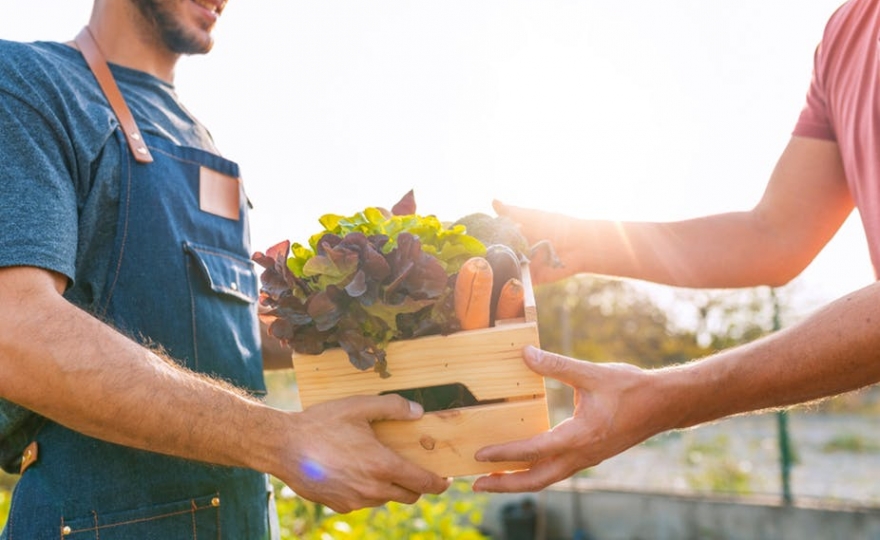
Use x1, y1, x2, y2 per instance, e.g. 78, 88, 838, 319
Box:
199, 166, 241, 221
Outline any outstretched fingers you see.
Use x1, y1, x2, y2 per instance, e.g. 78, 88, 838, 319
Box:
472, 428, 582, 493
475, 428, 558, 465
472, 459, 574, 493
521, 346, 603, 390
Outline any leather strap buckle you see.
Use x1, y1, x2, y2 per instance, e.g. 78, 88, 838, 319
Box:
19, 441, 38, 474
74, 27, 154, 164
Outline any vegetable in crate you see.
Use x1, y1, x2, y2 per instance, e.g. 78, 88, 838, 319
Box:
252, 190, 486, 377
494, 277, 526, 320
454, 212, 563, 269
453, 256, 494, 331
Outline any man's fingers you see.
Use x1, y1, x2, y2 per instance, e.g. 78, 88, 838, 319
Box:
472, 458, 569, 493
475, 429, 558, 464
374, 484, 421, 506
329, 477, 445, 513
521, 345, 596, 388
341, 395, 450, 494
472, 469, 551, 493
348, 394, 424, 422
384, 455, 451, 496
491, 199, 510, 216
491, 200, 535, 230
391, 465, 451, 497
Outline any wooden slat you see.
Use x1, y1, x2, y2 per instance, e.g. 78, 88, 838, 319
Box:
372, 399, 549, 477
520, 261, 538, 324
293, 322, 543, 407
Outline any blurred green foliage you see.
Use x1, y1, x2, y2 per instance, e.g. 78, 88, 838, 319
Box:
0, 488, 7, 530
822, 433, 880, 454
534, 275, 791, 368
683, 434, 753, 495
274, 478, 488, 539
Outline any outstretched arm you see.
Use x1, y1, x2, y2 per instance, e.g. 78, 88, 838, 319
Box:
473, 135, 875, 493
0, 265, 448, 512
496, 136, 852, 289
473, 278, 880, 493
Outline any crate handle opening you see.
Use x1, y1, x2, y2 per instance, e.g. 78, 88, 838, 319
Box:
380, 383, 506, 413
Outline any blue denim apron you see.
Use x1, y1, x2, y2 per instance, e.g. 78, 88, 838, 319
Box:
2, 130, 279, 539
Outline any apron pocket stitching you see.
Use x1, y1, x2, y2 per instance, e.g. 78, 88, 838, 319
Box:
185, 253, 200, 370
60, 493, 220, 539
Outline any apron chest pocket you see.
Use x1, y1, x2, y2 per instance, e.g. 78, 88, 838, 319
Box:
181, 241, 265, 394
184, 242, 258, 304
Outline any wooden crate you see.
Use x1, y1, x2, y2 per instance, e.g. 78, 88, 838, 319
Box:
292, 267, 549, 477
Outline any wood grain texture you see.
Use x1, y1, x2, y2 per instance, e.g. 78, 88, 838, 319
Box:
294, 322, 544, 406
373, 399, 549, 477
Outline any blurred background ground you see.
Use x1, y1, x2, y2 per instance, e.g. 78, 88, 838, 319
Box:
578, 405, 880, 506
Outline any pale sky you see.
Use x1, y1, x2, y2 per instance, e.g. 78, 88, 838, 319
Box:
3, 0, 872, 310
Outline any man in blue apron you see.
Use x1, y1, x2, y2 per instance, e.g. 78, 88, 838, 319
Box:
0, 1, 449, 538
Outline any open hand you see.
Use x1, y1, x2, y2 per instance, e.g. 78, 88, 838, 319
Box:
492, 200, 584, 285
472, 346, 660, 493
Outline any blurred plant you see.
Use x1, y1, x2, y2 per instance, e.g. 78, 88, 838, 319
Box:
273, 478, 489, 540
0, 488, 8, 530
683, 434, 753, 494
822, 433, 880, 454
535, 276, 703, 369
534, 276, 813, 370
0, 479, 489, 538
0, 471, 16, 491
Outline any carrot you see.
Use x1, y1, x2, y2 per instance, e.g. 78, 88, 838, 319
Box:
485, 244, 521, 323
494, 277, 525, 321
454, 256, 493, 330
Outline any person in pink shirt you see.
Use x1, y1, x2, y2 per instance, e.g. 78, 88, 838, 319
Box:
472, 0, 880, 494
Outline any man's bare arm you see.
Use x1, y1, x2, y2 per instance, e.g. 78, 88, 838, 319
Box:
0, 265, 448, 511
496, 136, 853, 289
474, 279, 880, 493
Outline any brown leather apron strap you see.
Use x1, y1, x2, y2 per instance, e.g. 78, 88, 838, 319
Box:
74, 27, 153, 164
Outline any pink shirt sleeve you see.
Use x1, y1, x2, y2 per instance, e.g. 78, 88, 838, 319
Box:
792, 43, 837, 141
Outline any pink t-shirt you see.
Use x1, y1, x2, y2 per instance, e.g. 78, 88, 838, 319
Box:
794, 0, 880, 277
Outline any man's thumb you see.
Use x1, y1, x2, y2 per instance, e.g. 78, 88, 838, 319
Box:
492, 199, 509, 216
359, 395, 424, 422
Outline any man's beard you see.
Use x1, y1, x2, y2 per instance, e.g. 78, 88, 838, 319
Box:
130, 0, 214, 55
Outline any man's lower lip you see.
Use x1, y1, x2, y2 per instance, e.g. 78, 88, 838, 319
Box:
192, 0, 220, 16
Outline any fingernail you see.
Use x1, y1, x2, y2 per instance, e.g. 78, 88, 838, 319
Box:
408, 400, 424, 416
